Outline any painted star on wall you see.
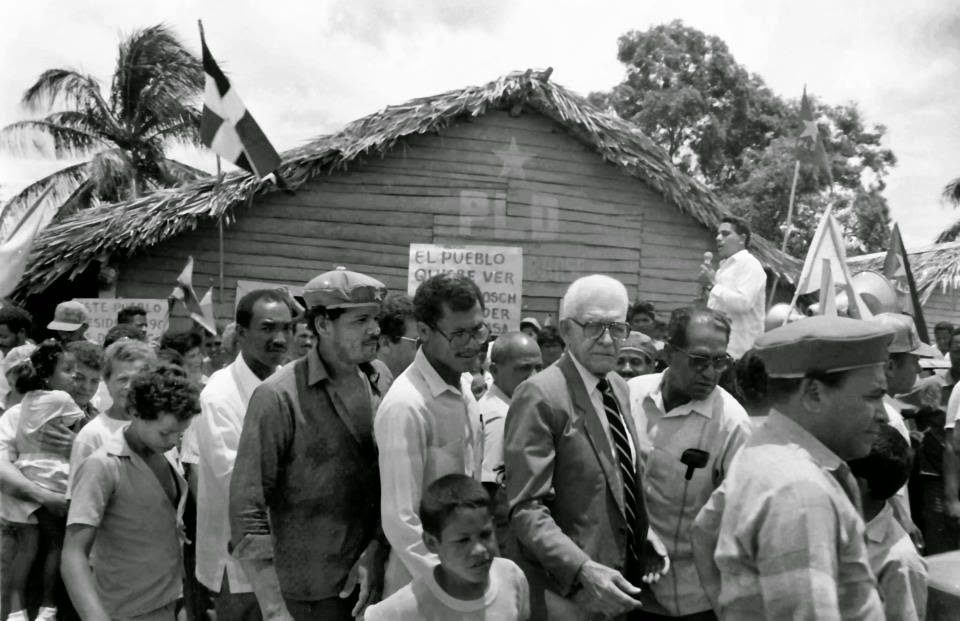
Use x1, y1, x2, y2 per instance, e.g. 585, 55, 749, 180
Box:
493, 137, 534, 179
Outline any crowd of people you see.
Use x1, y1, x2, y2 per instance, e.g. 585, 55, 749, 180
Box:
0, 214, 954, 620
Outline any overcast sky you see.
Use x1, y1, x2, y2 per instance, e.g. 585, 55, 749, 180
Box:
2, 0, 958, 250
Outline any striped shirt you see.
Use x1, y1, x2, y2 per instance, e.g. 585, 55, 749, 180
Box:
691, 410, 884, 620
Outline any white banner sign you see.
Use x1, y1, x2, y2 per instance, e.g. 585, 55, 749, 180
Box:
408, 244, 523, 335
75, 298, 169, 345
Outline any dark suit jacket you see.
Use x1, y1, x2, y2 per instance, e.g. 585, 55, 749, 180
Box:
504, 353, 648, 617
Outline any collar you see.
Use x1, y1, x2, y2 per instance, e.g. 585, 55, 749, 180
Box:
305, 346, 330, 386
232, 353, 268, 399
485, 382, 511, 406
103, 426, 133, 457
865, 502, 896, 544
647, 370, 718, 419
568, 352, 601, 394
413, 347, 465, 398
719, 248, 750, 267
764, 409, 844, 471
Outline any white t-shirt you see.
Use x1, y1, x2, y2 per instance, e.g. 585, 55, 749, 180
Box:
364, 557, 529, 621
67, 413, 129, 497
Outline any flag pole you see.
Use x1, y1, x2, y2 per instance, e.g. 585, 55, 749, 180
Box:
215, 154, 225, 314
768, 160, 801, 307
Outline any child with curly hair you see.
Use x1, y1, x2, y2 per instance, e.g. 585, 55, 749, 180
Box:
62, 364, 201, 621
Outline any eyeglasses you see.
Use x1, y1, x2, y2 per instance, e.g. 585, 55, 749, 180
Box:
568, 319, 631, 342
399, 336, 420, 346
672, 345, 733, 373
430, 323, 490, 349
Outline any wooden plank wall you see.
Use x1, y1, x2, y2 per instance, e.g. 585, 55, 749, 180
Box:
922, 288, 960, 329
117, 110, 714, 327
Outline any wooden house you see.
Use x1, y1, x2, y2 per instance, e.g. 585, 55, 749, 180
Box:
18, 69, 798, 328
848, 240, 960, 333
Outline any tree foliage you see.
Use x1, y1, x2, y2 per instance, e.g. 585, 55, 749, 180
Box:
0, 24, 206, 240
938, 178, 960, 242
589, 20, 897, 256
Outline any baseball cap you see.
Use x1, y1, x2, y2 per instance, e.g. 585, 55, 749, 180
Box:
47, 300, 89, 331
302, 267, 387, 310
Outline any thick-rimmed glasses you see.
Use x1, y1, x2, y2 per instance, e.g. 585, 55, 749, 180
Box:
568, 319, 631, 342
430, 323, 490, 349
673, 345, 733, 373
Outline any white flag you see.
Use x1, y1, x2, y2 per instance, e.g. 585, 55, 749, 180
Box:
0, 186, 57, 298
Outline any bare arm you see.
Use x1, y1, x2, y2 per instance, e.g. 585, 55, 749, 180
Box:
61, 524, 109, 621
944, 428, 960, 521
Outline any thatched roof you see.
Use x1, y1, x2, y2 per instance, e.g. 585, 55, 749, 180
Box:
18, 68, 800, 296
848, 240, 960, 301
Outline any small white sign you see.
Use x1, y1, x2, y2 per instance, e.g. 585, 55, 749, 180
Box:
75, 298, 169, 345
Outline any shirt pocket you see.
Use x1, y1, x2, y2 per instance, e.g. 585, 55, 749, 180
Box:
425, 437, 466, 485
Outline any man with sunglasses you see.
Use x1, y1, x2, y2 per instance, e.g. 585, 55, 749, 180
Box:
628, 307, 751, 620
375, 274, 486, 596
504, 274, 668, 620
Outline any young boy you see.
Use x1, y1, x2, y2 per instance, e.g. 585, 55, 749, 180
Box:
365, 474, 529, 620
61, 364, 200, 620
848, 423, 928, 621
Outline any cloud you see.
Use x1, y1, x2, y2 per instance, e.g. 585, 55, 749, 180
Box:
1, 0, 959, 249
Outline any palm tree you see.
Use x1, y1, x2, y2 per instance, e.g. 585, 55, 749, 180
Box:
938, 178, 960, 242
0, 24, 207, 239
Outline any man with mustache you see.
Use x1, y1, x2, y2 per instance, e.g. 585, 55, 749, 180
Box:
230, 268, 391, 621
627, 307, 751, 619
182, 290, 294, 620
691, 316, 892, 619
374, 274, 486, 596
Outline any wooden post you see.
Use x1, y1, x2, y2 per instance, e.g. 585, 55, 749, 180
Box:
768, 160, 801, 307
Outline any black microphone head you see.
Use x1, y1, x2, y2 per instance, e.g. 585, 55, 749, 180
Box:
681, 448, 709, 470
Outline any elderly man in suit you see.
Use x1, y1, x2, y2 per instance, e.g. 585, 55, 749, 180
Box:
504, 274, 668, 620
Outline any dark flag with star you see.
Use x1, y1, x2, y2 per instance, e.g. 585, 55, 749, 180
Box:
795, 88, 833, 184
883, 223, 929, 342
199, 25, 281, 178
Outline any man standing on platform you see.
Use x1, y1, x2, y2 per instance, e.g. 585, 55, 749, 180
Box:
505, 275, 667, 620
186, 290, 293, 621
230, 268, 391, 621
691, 316, 891, 619
698, 216, 766, 360
628, 307, 751, 620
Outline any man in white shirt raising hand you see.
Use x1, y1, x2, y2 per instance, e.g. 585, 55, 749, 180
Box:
698, 216, 766, 360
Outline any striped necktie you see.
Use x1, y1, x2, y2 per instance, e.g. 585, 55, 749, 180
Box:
597, 377, 642, 560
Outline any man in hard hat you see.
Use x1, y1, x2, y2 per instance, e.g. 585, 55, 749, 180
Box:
230, 267, 391, 621
691, 315, 891, 619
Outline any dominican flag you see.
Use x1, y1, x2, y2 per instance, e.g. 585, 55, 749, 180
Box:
199, 26, 281, 178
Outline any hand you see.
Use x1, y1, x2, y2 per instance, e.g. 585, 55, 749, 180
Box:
38, 419, 77, 454
571, 560, 643, 617
640, 530, 670, 584
340, 540, 385, 618
33, 488, 67, 517
946, 499, 960, 524
697, 266, 715, 288
906, 522, 925, 552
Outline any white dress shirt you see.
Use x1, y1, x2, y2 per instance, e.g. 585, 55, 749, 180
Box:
707, 249, 767, 359
375, 348, 483, 596
182, 353, 267, 593
478, 383, 510, 485
568, 352, 636, 463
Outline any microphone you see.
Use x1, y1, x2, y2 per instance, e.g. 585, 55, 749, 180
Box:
680, 448, 710, 481
699, 252, 714, 301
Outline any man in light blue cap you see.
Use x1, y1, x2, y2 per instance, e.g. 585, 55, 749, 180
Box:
691, 315, 892, 620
